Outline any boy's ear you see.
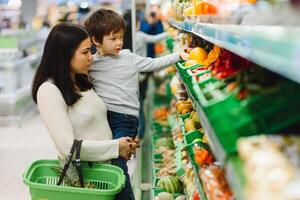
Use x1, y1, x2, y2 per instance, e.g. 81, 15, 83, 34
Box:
91, 36, 100, 46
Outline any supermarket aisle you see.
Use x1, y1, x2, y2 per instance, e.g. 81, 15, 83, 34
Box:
0, 111, 56, 200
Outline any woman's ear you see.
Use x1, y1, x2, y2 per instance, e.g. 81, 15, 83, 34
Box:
91, 36, 100, 47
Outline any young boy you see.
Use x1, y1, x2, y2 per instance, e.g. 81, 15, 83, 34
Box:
85, 9, 188, 200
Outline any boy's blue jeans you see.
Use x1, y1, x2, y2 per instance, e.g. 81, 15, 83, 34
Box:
107, 110, 138, 200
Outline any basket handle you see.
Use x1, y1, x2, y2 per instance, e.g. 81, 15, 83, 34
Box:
57, 139, 84, 188
74, 140, 84, 187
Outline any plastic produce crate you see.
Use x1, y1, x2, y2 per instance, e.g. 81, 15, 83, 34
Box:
23, 160, 125, 200
175, 149, 185, 178
184, 130, 204, 146
193, 80, 300, 154
175, 61, 201, 83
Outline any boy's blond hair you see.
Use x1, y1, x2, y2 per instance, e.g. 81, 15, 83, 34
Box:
85, 8, 125, 44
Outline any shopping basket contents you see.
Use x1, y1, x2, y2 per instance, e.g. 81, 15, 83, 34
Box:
23, 139, 125, 200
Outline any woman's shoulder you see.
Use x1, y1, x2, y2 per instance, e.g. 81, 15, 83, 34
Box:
38, 80, 58, 92
37, 80, 63, 99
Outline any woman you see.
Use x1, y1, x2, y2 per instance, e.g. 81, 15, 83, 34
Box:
32, 23, 138, 163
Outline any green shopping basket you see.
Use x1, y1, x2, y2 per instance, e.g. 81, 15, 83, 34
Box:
23, 159, 125, 200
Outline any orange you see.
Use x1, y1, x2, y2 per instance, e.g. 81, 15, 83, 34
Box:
189, 47, 208, 64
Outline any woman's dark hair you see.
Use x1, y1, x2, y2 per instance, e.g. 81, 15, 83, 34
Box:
32, 22, 93, 106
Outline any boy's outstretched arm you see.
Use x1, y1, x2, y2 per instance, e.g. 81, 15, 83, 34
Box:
140, 32, 168, 43
131, 51, 188, 72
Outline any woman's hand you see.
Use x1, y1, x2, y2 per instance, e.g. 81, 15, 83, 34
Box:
118, 136, 141, 160
118, 137, 133, 160
129, 136, 140, 155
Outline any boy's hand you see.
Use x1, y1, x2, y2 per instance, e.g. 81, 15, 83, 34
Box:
179, 52, 189, 61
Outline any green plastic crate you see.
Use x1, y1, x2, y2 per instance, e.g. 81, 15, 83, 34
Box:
23, 160, 125, 200
175, 150, 185, 178
184, 130, 204, 146
193, 80, 300, 154
175, 61, 202, 83
178, 113, 191, 135
188, 68, 214, 87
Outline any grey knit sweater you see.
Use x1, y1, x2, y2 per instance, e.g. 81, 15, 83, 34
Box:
89, 50, 180, 116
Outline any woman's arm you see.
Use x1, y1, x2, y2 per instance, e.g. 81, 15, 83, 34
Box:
37, 82, 119, 161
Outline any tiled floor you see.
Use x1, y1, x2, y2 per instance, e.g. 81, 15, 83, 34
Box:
0, 112, 56, 199
0, 111, 138, 199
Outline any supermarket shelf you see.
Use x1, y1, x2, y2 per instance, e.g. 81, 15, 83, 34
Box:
192, 165, 207, 200
169, 19, 184, 31
178, 73, 227, 164
194, 101, 227, 164
226, 156, 246, 200
170, 19, 300, 84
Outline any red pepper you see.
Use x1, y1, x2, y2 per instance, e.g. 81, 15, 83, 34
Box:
193, 191, 201, 200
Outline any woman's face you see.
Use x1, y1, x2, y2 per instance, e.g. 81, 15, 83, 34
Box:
70, 38, 93, 75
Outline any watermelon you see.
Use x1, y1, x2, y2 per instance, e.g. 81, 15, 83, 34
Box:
157, 176, 183, 193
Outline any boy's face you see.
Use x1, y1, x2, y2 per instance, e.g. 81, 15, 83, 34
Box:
100, 31, 124, 56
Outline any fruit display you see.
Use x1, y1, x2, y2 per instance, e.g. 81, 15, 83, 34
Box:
155, 192, 174, 200
229, 65, 284, 100
211, 48, 251, 79
194, 144, 214, 166
238, 135, 300, 200
153, 107, 170, 122
157, 176, 184, 194
173, 0, 192, 21
187, 47, 208, 65
199, 164, 233, 200
155, 147, 177, 177
175, 99, 193, 114
192, 191, 200, 200
204, 45, 221, 67
183, 1, 218, 16
184, 118, 198, 133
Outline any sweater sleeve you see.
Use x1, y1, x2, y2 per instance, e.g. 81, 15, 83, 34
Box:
37, 82, 119, 162
129, 51, 181, 72
140, 32, 168, 43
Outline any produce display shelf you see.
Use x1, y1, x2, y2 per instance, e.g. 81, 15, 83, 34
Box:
175, 62, 227, 164
169, 19, 300, 84
192, 164, 207, 200
193, 101, 227, 164
226, 156, 247, 200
